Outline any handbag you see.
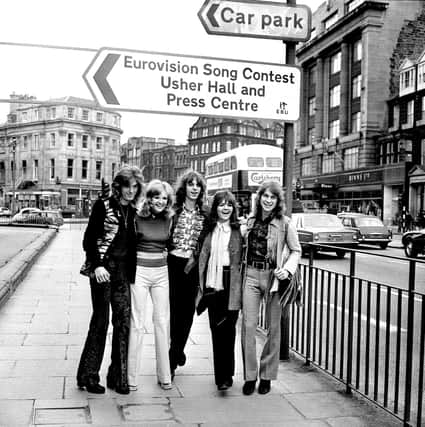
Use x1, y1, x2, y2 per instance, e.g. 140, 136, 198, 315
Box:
80, 259, 95, 278
278, 265, 302, 308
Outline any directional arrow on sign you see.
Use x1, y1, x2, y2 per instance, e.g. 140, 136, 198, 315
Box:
93, 53, 120, 105
198, 0, 311, 41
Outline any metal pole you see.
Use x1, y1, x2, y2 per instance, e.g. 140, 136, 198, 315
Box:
280, 0, 296, 361
11, 137, 16, 214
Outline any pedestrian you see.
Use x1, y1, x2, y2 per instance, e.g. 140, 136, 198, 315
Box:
196, 190, 243, 391
128, 180, 175, 391
241, 181, 301, 395
168, 170, 209, 379
76, 165, 143, 394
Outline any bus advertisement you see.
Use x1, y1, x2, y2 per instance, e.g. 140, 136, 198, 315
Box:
205, 144, 283, 217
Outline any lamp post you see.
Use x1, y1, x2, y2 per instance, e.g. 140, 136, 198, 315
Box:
10, 137, 17, 214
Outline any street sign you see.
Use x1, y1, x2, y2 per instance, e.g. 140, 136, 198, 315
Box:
198, 0, 311, 41
83, 48, 301, 121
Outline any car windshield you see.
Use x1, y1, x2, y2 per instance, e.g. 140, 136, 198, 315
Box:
303, 214, 341, 227
355, 217, 384, 227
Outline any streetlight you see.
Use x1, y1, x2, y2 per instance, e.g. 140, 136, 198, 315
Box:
10, 137, 17, 214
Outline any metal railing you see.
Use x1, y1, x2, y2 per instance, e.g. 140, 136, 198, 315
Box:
288, 245, 425, 426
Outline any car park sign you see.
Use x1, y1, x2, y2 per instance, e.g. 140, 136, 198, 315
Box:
84, 48, 300, 121
198, 0, 311, 41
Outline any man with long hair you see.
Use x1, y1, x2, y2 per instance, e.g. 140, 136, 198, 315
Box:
241, 181, 301, 395
168, 170, 210, 378
77, 165, 143, 395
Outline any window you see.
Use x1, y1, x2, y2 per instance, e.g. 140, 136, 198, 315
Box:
308, 128, 315, 145
347, 0, 364, 12
216, 141, 221, 151
406, 100, 414, 125
50, 133, 56, 148
33, 134, 39, 150
419, 63, 425, 86
33, 159, 39, 180
329, 85, 340, 107
95, 161, 102, 180
400, 68, 415, 91
50, 159, 55, 179
112, 139, 118, 151
422, 96, 425, 120
213, 125, 220, 135
194, 144, 198, 155
82, 109, 89, 120
351, 112, 361, 132
308, 65, 317, 87
22, 111, 28, 121
112, 163, 116, 180
67, 159, 74, 178
82, 134, 89, 149
324, 12, 338, 30
82, 160, 88, 179
67, 107, 75, 119
96, 136, 102, 150
353, 39, 362, 61
308, 97, 316, 116
51, 107, 56, 118
247, 157, 264, 167
343, 147, 359, 170
34, 109, 39, 121
352, 75, 361, 98
202, 128, 208, 137
266, 157, 282, 168
330, 51, 341, 74
422, 139, 425, 165
23, 135, 28, 150
301, 157, 312, 176
67, 133, 74, 147
113, 115, 119, 126
96, 112, 103, 122
201, 143, 205, 154
329, 119, 340, 139
321, 153, 334, 174
22, 160, 27, 178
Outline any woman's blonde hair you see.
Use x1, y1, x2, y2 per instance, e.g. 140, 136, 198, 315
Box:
137, 179, 174, 218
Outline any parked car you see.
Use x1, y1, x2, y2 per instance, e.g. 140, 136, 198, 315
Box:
41, 210, 64, 227
291, 212, 359, 258
337, 213, 392, 249
11, 208, 63, 227
401, 229, 425, 258
12, 208, 43, 223
0, 207, 11, 217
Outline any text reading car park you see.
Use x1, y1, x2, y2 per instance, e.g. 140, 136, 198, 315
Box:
124, 56, 296, 84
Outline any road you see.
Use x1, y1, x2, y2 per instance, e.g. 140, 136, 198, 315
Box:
0, 226, 46, 269
296, 243, 424, 424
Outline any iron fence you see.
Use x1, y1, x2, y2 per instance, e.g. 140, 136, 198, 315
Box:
287, 245, 425, 427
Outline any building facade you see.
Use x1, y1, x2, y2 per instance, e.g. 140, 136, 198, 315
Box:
188, 117, 285, 175
0, 95, 122, 215
120, 137, 188, 186
295, 0, 424, 223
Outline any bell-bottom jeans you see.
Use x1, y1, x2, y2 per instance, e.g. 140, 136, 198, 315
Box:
128, 265, 171, 386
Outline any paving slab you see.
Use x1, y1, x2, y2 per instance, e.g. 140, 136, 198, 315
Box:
0, 345, 66, 360
326, 415, 402, 427
0, 377, 64, 399
0, 399, 34, 426
170, 395, 303, 425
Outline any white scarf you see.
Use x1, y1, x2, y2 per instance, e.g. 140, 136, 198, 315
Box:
206, 221, 231, 291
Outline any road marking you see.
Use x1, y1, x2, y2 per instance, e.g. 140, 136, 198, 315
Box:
318, 301, 407, 333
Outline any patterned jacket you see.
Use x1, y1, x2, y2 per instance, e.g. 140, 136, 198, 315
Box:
83, 196, 137, 282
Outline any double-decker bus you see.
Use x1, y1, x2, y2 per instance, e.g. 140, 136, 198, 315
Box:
205, 144, 283, 217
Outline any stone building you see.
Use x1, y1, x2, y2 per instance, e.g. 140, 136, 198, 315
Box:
188, 117, 284, 175
120, 137, 188, 186
295, 0, 424, 223
0, 94, 122, 215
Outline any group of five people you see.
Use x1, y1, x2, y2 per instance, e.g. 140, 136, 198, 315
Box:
76, 165, 301, 396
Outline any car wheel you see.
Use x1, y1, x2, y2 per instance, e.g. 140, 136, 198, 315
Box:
335, 250, 346, 259
379, 243, 388, 250
404, 240, 418, 258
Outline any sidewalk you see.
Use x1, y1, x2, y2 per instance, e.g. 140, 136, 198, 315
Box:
0, 226, 401, 426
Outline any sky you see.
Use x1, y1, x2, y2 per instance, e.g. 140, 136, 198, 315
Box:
0, 0, 323, 144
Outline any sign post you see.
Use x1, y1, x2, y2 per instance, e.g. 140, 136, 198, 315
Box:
84, 48, 300, 122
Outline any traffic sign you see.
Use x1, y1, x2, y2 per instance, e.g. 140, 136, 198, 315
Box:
198, 0, 311, 41
83, 48, 301, 121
